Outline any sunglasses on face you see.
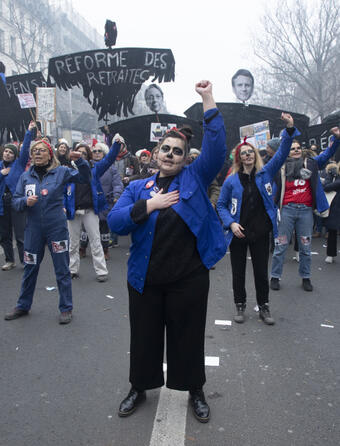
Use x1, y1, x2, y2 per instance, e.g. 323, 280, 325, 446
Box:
240, 149, 254, 156
92, 149, 103, 154
160, 144, 184, 156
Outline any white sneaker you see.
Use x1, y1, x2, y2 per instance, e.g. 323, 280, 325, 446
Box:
2, 262, 16, 271
325, 256, 334, 264
294, 251, 300, 262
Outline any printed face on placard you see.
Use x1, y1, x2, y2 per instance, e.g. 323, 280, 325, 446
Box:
232, 73, 254, 102
145, 86, 164, 113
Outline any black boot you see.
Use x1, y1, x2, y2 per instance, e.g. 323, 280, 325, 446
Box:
234, 303, 246, 323
259, 304, 275, 325
118, 387, 146, 417
302, 278, 313, 292
270, 277, 280, 290
189, 389, 210, 423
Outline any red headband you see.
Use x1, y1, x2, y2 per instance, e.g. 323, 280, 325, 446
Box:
33, 139, 54, 158
235, 137, 250, 162
166, 127, 187, 141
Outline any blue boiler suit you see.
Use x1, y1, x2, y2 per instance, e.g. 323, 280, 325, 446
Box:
12, 159, 91, 313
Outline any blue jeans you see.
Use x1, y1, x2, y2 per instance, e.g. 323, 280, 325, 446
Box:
271, 204, 313, 279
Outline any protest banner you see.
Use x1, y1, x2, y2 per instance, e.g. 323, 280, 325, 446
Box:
48, 48, 175, 119
0, 72, 46, 143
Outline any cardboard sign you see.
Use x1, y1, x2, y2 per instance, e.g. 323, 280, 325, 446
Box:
17, 93, 36, 109
239, 120, 270, 150
36, 87, 56, 122
150, 122, 176, 142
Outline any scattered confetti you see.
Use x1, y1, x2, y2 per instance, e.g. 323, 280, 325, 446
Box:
45, 286, 56, 291
321, 324, 334, 328
106, 295, 115, 299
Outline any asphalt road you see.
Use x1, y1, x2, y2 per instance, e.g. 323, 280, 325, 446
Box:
0, 236, 339, 446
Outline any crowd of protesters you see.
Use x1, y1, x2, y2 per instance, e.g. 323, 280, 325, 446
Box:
1, 80, 340, 423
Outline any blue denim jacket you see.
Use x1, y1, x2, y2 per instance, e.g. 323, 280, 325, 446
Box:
108, 108, 227, 293
0, 130, 31, 215
217, 128, 300, 248
64, 141, 121, 220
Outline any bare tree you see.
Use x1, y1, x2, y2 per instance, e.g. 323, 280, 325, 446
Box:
253, 0, 340, 123
2, 0, 54, 74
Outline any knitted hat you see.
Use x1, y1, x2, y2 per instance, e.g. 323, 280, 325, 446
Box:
189, 148, 201, 156
267, 138, 281, 152
141, 150, 151, 157
4, 143, 18, 158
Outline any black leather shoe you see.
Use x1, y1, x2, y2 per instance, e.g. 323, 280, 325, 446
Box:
189, 389, 210, 423
118, 387, 146, 417
4, 308, 29, 321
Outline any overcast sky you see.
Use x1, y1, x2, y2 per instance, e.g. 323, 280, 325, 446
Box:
71, 0, 267, 115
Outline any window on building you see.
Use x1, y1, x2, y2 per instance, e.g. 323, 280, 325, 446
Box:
0, 29, 4, 51
10, 36, 16, 56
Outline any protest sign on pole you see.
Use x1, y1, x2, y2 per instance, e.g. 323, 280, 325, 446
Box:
36, 87, 56, 122
17, 93, 36, 109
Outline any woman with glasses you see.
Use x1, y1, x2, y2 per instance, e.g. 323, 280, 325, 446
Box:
217, 113, 298, 325
4, 139, 90, 324
65, 137, 123, 282
270, 128, 340, 292
108, 81, 227, 423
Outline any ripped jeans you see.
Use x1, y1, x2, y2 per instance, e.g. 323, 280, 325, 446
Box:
271, 204, 313, 279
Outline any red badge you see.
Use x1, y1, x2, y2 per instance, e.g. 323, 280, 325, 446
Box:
146, 180, 154, 189
41, 189, 48, 196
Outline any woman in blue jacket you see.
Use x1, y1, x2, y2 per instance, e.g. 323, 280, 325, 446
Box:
0, 121, 34, 270
64, 136, 122, 282
217, 113, 298, 326
4, 138, 91, 324
108, 81, 227, 423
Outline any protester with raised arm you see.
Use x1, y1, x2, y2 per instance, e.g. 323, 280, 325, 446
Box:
217, 113, 299, 325
270, 127, 340, 292
4, 139, 91, 324
108, 80, 227, 423
0, 121, 35, 271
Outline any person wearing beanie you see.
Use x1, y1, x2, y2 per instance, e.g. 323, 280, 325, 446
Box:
0, 122, 35, 271
4, 138, 91, 324
263, 137, 281, 165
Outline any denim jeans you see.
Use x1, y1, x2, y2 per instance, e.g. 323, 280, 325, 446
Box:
271, 204, 313, 279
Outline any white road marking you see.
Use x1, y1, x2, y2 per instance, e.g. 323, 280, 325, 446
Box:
215, 320, 232, 326
149, 385, 188, 446
205, 356, 220, 366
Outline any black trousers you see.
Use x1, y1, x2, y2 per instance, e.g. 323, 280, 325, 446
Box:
0, 204, 26, 263
229, 233, 270, 306
127, 266, 210, 391
327, 229, 337, 257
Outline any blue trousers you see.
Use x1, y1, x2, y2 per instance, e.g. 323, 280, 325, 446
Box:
16, 224, 72, 313
271, 204, 313, 279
